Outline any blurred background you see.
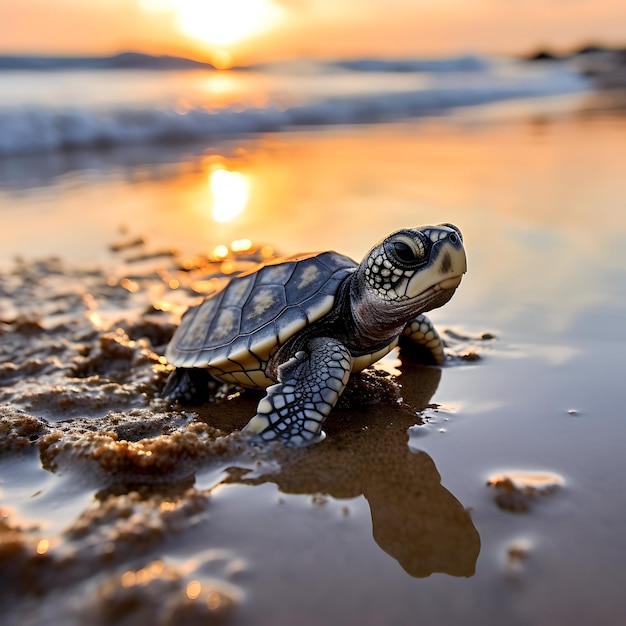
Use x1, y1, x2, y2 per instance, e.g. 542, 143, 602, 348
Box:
0, 0, 626, 264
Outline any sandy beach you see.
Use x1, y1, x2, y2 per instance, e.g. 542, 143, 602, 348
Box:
2, 90, 626, 625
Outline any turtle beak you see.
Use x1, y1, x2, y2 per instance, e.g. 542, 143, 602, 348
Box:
405, 228, 467, 299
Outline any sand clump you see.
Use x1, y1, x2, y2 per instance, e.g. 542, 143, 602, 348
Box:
0, 495, 243, 626
38, 416, 243, 479
0, 247, 260, 624
486, 471, 565, 513
0, 406, 50, 454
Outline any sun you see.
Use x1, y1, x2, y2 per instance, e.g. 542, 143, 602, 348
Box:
173, 0, 283, 47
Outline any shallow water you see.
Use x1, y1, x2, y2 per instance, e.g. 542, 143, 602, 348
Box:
1, 98, 626, 625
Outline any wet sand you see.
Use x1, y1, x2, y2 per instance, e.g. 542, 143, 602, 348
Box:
2, 98, 626, 625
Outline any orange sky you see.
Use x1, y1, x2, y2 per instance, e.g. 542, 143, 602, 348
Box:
2, 0, 626, 65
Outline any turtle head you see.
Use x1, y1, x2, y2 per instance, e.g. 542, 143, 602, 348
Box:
358, 224, 467, 318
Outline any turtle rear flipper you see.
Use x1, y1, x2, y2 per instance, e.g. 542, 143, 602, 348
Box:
162, 367, 213, 405
243, 337, 352, 446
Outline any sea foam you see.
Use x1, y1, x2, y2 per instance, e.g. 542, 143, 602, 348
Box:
0, 58, 589, 156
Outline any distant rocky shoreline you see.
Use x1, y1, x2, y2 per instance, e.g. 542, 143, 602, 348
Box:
0, 52, 216, 71
526, 44, 626, 87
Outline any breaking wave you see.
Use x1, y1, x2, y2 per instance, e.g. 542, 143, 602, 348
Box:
0, 60, 589, 157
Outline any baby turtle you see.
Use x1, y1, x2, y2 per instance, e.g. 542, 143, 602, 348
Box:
164, 224, 466, 445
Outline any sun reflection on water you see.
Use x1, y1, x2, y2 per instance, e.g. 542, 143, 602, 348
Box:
210, 168, 250, 223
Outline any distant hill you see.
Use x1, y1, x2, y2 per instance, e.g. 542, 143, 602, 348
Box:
524, 43, 626, 62
0, 52, 216, 71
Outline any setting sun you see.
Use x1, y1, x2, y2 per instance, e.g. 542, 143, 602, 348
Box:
138, 0, 285, 66
174, 0, 282, 47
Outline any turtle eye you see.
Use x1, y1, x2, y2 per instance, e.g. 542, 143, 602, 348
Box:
393, 241, 416, 263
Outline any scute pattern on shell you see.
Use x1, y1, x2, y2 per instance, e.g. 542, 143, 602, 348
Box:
166, 251, 356, 387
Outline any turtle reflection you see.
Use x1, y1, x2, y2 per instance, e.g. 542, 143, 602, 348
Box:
222, 363, 480, 578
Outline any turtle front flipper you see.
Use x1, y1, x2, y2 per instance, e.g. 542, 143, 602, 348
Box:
243, 337, 352, 446
399, 314, 445, 365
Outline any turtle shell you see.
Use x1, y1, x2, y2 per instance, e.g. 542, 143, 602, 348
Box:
166, 251, 356, 388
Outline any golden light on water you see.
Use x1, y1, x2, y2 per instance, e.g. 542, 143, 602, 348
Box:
210, 168, 250, 223
207, 591, 222, 609
212, 244, 230, 259
231, 238, 252, 252
120, 278, 140, 293
121, 561, 166, 588
186, 580, 202, 599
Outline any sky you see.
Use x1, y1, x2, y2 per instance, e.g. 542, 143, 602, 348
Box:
2, 0, 626, 66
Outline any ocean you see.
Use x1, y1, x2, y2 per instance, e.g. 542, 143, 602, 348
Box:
0, 54, 589, 158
